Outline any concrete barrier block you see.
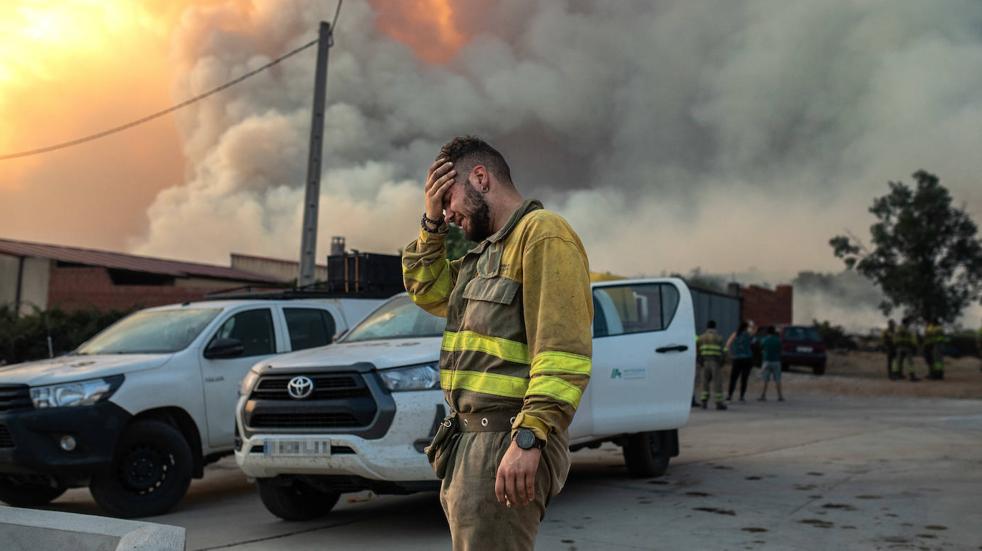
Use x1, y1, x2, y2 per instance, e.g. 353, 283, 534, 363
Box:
0, 507, 186, 551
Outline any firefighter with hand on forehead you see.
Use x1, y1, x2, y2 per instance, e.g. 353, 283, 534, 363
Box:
402, 136, 593, 550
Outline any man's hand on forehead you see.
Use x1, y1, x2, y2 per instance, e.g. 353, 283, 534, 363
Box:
424, 156, 455, 223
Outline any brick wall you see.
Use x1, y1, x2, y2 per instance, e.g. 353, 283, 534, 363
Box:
47, 266, 217, 312
741, 284, 793, 328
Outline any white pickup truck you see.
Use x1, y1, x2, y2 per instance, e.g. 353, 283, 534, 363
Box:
0, 294, 382, 517
235, 278, 696, 520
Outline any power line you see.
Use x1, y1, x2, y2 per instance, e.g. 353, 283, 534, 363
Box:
0, 36, 320, 161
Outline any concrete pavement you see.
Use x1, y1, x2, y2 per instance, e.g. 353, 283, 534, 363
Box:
40, 392, 982, 550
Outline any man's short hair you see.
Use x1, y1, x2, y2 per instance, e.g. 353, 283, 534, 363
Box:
439, 136, 513, 185
707, 320, 717, 329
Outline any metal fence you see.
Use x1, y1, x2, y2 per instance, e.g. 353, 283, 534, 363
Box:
687, 283, 741, 339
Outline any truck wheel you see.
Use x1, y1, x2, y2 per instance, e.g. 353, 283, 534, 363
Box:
623, 431, 671, 478
813, 362, 826, 376
90, 420, 193, 518
0, 475, 66, 506
257, 477, 340, 521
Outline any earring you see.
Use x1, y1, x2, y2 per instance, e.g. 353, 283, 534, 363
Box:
482, 186, 489, 193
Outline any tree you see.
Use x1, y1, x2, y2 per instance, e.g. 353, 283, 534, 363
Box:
830, 170, 982, 324
812, 319, 857, 351
446, 225, 476, 260
0, 306, 130, 365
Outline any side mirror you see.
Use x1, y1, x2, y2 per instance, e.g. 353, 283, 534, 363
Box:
204, 337, 245, 359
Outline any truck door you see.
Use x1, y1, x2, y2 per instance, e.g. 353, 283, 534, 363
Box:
200, 307, 280, 448
573, 279, 695, 439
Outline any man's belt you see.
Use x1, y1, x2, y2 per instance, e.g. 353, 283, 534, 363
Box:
454, 412, 516, 433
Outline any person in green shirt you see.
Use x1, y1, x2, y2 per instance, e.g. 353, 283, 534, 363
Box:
758, 326, 785, 402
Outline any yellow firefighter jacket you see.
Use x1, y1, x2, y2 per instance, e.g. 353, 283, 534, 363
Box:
697, 329, 724, 362
402, 200, 592, 445
924, 323, 945, 346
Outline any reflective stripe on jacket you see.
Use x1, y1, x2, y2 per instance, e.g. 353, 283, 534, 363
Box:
697, 329, 724, 359
402, 200, 593, 445
924, 324, 946, 345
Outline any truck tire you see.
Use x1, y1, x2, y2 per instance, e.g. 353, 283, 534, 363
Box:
813, 362, 826, 376
0, 475, 66, 506
623, 431, 671, 478
257, 477, 340, 521
90, 420, 193, 518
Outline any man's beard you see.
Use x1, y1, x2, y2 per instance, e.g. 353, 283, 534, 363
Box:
462, 184, 492, 242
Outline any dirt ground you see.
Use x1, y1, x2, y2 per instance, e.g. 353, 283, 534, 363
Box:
772, 351, 982, 400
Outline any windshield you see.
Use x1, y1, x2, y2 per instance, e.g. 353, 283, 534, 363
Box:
784, 326, 822, 342
77, 308, 221, 354
343, 296, 446, 343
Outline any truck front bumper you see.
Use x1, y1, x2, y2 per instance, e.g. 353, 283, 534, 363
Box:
235, 392, 441, 482
0, 402, 130, 485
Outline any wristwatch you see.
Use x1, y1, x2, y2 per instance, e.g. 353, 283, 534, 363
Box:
514, 428, 544, 450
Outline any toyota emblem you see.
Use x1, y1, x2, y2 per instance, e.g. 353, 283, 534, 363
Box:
287, 376, 314, 399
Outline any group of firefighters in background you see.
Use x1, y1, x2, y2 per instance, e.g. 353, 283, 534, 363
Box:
881, 318, 950, 381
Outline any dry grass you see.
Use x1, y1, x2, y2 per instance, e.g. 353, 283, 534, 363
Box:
777, 351, 982, 400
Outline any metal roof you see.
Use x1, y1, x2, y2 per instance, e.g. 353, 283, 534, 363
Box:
230, 252, 327, 269
0, 237, 278, 284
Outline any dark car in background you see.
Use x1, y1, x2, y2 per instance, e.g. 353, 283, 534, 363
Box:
780, 325, 827, 375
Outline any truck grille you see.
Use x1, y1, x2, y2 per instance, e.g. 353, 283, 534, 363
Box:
249, 413, 361, 428
245, 372, 378, 430
249, 374, 369, 401
0, 385, 32, 412
0, 425, 13, 448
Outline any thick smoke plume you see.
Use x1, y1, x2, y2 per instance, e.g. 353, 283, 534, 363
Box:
792, 271, 886, 333
131, 1, 982, 328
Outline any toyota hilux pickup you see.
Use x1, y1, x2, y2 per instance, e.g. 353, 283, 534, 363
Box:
235, 278, 696, 520
0, 294, 382, 517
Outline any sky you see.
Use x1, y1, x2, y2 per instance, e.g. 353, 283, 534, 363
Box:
1, 0, 981, 327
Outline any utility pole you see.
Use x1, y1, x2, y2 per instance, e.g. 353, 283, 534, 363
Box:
297, 21, 334, 288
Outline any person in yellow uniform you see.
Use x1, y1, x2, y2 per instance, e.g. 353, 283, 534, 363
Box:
882, 319, 896, 380
696, 320, 727, 410
924, 321, 946, 380
402, 136, 593, 550
893, 317, 919, 382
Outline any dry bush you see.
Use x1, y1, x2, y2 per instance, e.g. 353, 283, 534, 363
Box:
776, 351, 982, 400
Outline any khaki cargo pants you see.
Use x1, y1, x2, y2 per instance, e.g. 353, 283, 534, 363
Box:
697, 357, 724, 403
439, 430, 570, 551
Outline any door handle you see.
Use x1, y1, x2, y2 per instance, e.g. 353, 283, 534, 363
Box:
656, 345, 688, 354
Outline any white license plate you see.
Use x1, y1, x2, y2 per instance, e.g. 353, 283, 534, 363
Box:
796, 346, 813, 353
265, 439, 332, 457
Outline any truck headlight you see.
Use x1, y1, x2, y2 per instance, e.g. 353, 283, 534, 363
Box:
30, 375, 123, 409
379, 363, 440, 392
240, 368, 261, 397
